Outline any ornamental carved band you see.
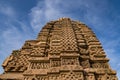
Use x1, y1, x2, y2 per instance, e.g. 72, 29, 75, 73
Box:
0, 18, 118, 80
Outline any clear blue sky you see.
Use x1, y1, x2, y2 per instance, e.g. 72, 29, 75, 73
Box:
0, 0, 120, 79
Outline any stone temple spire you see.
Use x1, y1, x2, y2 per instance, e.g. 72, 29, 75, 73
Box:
0, 18, 118, 80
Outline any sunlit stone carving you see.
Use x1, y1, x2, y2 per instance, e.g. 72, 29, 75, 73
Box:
0, 18, 118, 80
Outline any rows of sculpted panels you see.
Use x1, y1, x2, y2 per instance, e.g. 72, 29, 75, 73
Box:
24, 72, 84, 80
24, 72, 117, 80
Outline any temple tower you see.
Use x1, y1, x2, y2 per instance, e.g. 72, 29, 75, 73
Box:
0, 18, 118, 80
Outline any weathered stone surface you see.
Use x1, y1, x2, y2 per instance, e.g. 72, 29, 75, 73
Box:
0, 18, 118, 80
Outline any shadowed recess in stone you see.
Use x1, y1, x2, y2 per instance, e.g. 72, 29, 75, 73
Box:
0, 18, 118, 80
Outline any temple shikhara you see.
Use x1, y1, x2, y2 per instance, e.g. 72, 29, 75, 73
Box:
0, 18, 118, 80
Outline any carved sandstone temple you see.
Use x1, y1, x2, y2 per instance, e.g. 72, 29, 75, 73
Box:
0, 18, 118, 80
